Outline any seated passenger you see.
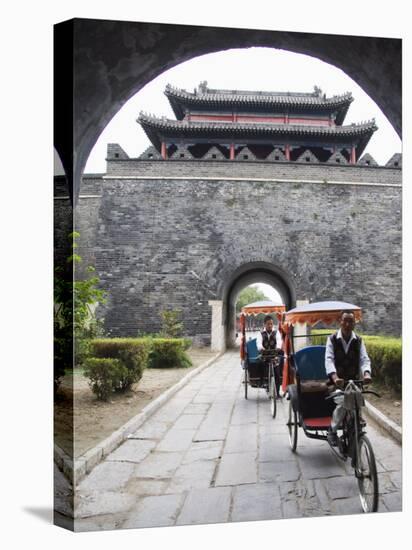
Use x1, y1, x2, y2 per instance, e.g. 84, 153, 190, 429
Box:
325, 311, 372, 446
256, 315, 284, 395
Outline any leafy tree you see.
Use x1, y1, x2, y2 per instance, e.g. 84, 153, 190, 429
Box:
236, 286, 269, 313
54, 232, 107, 393
160, 309, 184, 338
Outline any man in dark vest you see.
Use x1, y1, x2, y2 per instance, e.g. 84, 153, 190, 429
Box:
325, 311, 372, 446
256, 315, 283, 396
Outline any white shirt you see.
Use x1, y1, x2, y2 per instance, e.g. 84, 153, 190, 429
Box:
256, 329, 283, 351
325, 329, 371, 376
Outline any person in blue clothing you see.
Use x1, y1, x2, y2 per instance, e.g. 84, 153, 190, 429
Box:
326, 311, 372, 446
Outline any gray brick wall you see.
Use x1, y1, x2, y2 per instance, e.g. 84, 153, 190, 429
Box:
104, 158, 401, 185
54, 160, 402, 341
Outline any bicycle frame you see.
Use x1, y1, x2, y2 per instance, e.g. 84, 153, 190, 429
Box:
328, 380, 379, 465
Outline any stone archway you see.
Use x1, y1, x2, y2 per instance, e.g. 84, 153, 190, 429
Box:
208, 261, 296, 351
54, 19, 401, 204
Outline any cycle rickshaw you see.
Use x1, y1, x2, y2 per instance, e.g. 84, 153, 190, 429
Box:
239, 301, 285, 418
280, 301, 381, 513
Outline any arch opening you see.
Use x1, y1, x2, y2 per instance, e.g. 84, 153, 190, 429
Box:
222, 261, 295, 349
84, 46, 401, 176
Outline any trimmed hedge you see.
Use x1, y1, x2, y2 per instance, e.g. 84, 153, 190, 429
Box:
84, 337, 193, 398
90, 338, 152, 391
148, 338, 192, 369
361, 336, 402, 392
84, 358, 127, 401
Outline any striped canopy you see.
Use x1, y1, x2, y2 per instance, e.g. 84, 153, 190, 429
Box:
241, 301, 286, 316
284, 301, 362, 326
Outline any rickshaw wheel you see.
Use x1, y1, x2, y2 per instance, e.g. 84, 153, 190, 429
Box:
270, 376, 277, 418
244, 367, 248, 399
357, 435, 379, 513
287, 400, 298, 452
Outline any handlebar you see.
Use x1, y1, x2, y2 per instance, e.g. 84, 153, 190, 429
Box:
361, 390, 381, 398
325, 380, 381, 399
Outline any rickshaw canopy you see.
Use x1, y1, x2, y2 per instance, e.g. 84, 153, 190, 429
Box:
284, 301, 362, 327
241, 301, 286, 316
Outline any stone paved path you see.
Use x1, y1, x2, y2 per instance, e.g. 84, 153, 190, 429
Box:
73, 351, 402, 531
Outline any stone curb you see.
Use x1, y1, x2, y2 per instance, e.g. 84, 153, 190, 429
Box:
364, 399, 402, 444
55, 351, 223, 486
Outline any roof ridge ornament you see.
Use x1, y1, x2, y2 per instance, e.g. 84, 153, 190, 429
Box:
198, 80, 208, 94
313, 85, 323, 97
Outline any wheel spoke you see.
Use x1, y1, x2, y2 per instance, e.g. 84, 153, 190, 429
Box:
357, 435, 379, 512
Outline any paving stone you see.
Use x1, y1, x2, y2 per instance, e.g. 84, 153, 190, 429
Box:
224, 424, 258, 453
330, 496, 363, 516
213, 392, 238, 404
296, 446, 346, 479
176, 487, 232, 525
381, 490, 402, 512
133, 451, 183, 479
322, 475, 359, 500
230, 412, 258, 426
172, 414, 205, 430
375, 458, 392, 474
151, 398, 190, 422
280, 479, 328, 518
106, 439, 156, 463
182, 440, 223, 464
281, 497, 302, 519
258, 434, 296, 462
258, 417, 289, 435
214, 452, 257, 486
76, 461, 136, 492
312, 478, 334, 512
74, 512, 129, 532
208, 403, 234, 417
279, 479, 317, 500
75, 490, 136, 518
195, 420, 228, 441
165, 460, 217, 493
258, 460, 300, 483
376, 452, 402, 472
183, 403, 210, 414
156, 428, 196, 452
389, 470, 402, 490
125, 478, 168, 496
122, 494, 184, 529
231, 482, 282, 522
378, 472, 401, 494
192, 393, 216, 404
130, 420, 171, 440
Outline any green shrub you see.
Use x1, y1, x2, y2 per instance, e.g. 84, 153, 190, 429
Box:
148, 338, 193, 369
160, 309, 184, 337
310, 330, 330, 346
362, 336, 402, 392
182, 337, 192, 350
84, 358, 127, 401
90, 338, 152, 391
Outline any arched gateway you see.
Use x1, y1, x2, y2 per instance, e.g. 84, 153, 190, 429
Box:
220, 262, 294, 350
55, 81, 401, 345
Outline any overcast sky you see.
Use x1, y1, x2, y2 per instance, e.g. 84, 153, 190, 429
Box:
85, 47, 401, 173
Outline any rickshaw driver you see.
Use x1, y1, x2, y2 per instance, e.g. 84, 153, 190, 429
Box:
325, 311, 372, 446
256, 315, 284, 395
